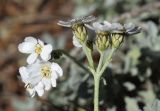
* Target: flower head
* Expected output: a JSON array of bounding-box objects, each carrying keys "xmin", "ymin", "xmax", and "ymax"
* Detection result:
[
  {"xmin": 18, "ymin": 37, "xmax": 53, "ymax": 64},
  {"xmin": 110, "ymin": 23, "xmax": 125, "ymax": 48},
  {"xmin": 19, "ymin": 60, "xmax": 63, "ymax": 96},
  {"xmin": 58, "ymin": 15, "xmax": 96, "ymax": 47},
  {"xmin": 90, "ymin": 21, "xmax": 112, "ymax": 52},
  {"xmin": 110, "ymin": 23, "xmax": 141, "ymax": 48},
  {"xmin": 111, "ymin": 23, "xmax": 141, "ymax": 35}
]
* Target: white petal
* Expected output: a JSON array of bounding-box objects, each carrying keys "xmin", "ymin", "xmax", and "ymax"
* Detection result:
[
  {"xmin": 42, "ymin": 78, "xmax": 51, "ymax": 90},
  {"xmin": 104, "ymin": 21, "xmax": 112, "ymax": 27},
  {"xmin": 37, "ymin": 82, "xmax": 44, "ymax": 89},
  {"xmin": 51, "ymin": 63, "xmax": 63, "ymax": 77},
  {"xmin": 37, "ymin": 89, "xmax": 44, "ymax": 96},
  {"xmin": 18, "ymin": 42, "xmax": 36, "ymax": 53},
  {"xmin": 27, "ymin": 60, "xmax": 41, "ymax": 76},
  {"xmin": 29, "ymin": 74, "xmax": 42, "ymax": 86},
  {"xmin": 28, "ymin": 59, "xmax": 41, "ymax": 71},
  {"xmin": 38, "ymin": 39, "xmax": 44, "ymax": 46},
  {"xmin": 27, "ymin": 53, "xmax": 38, "ymax": 64},
  {"xmin": 51, "ymin": 78, "xmax": 57, "ymax": 87},
  {"xmin": 19, "ymin": 67, "xmax": 29, "ymax": 83},
  {"xmin": 35, "ymin": 82, "xmax": 44, "ymax": 96},
  {"xmin": 51, "ymin": 70, "xmax": 58, "ymax": 79},
  {"xmin": 93, "ymin": 22, "xmax": 103, "ymax": 29},
  {"xmin": 40, "ymin": 44, "xmax": 52, "ymax": 61},
  {"xmin": 72, "ymin": 36, "xmax": 82, "ymax": 48},
  {"xmin": 24, "ymin": 37, "xmax": 37, "ymax": 44}
]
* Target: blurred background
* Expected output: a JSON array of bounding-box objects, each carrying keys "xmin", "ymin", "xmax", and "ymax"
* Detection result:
[{"xmin": 0, "ymin": 0, "xmax": 160, "ymax": 111}]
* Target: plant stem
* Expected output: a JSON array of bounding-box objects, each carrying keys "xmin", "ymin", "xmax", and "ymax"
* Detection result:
[
  {"xmin": 96, "ymin": 52, "xmax": 105, "ymax": 73},
  {"xmin": 99, "ymin": 48, "xmax": 115, "ymax": 76},
  {"xmin": 54, "ymin": 49, "xmax": 90, "ymax": 74},
  {"xmin": 94, "ymin": 75, "xmax": 100, "ymax": 111},
  {"xmin": 93, "ymin": 48, "xmax": 115, "ymax": 111},
  {"xmin": 82, "ymin": 44, "xmax": 95, "ymax": 70}
]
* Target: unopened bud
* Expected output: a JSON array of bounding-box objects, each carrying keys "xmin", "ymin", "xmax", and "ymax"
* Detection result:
[
  {"xmin": 72, "ymin": 24, "xmax": 87, "ymax": 43},
  {"xmin": 111, "ymin": 33, "xmax": 124, "ymax": 48},
  {"xmin": 95, "ymin": 32, "xmax": 110, "ymax": 52}
]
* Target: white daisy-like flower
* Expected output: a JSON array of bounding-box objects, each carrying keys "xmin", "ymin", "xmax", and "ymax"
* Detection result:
[
  {"xmin": 18, "ymin": 37, "xmax": 53, "ymax": 64},
  {"xmin": 58, "ymin": 16, "xmax": 96, "ymax": 48},
  {"xmin": 19, "ymin": 60, "xmax": 63, "ymax": 96}
]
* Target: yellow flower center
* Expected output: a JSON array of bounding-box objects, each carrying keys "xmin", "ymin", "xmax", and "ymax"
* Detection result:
[
  {"xmin": 35, "ymin": 44, "xmax": 42, "ymax": 54},
  {"xmin": 40, "ymin": 65, "xmax": 52, "ymax": 78}
]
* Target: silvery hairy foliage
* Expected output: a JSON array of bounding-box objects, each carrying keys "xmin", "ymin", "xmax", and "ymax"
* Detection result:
[{"xmin": 144, "ymin": 99, "xmax": 160, "ymax": 111}]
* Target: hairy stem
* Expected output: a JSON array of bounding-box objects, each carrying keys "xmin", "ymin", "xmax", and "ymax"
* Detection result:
[
  {"xmin": 96, "ymin": 52, "xmax": 105, "ymax": 73},
  {"xmin": 99, "ymin": 48, "xmax": 115, "ymax": 76},
  {"xmin": 93, "ymin": 48, "xmax": 115, "ymax": 111},
  {"xmin": 54, "ymin": 49, "xmax": 90, "ymax": 74},
  {"xmin": 82, "ymin": 44, "xmax": 95, "ymax": 71},
  {"xmin": 94, "ymin": 75, "xmax": 100, "ymax": 111}
]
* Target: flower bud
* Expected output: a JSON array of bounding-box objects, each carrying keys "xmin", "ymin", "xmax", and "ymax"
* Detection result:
[
  {"xmin": 111, "ymin": 33, "xmax": 124, "ymax": 48},
  {"xmin": 72, "ymin": 24, "xmax": 87, "ymax": 43},
  {"xmin": 95, "ymin": 32, "xmax": 110, "ymax": 52}
]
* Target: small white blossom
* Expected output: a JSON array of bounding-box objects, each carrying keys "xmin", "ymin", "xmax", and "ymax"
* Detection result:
[
  {"xmin": 19, "ymin": 60, "xmax": 63, "ymax": 96},
  {"xmin": 58, "ymin": 16, "xmax": 96, "ymax": 48},
  {"xmin": 18, "ymin": 37, "xmax": 53, "ymax": 64},
  {"xmin": 92, "ymin": 21, "xmax": 112, "ymax": 32}
]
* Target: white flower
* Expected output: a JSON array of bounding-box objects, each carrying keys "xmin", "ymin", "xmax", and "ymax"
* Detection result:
[
  {"xmin": 92, "ymin": 21, "xmax": 112, "ymax": 32},
  {"xmin": 19, "ymin": 60, "xmax": 63, "ymax": 96},
  {"xmin": 18, "ymin": 37, "xmax": 53, "ymax": 64},
  {"xmin": 72, "ymin": 35, "xmax": 82, "ymax": 48},
  {"xmin": 58, "ymin": 16, "xmax": 96, "ymax": 48},
  {"xmin": 57, "ymin": 15, "xmax": 96, "ymax": 27}
]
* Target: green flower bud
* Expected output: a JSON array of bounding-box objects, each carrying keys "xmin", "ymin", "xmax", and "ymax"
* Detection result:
[
  {"xmin": 95, "ymin": 32, "xmax": 110, "ymax": 52},
  {"xmin": 72, "ymin": 24, "xmax": 87, "ymax": 43},
  {"xmin": 111, "ymin": 33, "xmax": 124, "ymax": 48}
]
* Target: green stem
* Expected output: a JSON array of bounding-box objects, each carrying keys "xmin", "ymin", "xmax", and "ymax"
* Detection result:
[
  {"xmin": 94, "ymin": 75, "xmax": 100, "ymax": 111},
  {"xmin": 99, "ymin": 48, "xmax": 115, "ymax": 76},
  {"xmin": 82, "ymin": 44, "xmax": 95, "ymax": 70},
  {"xmin": 54, "ymin": 49, "xmax": 90, "ymax": 74},
  {"xmin": 93, "ymin": 49, "xmax": 115, "ymax": 111},
  {"xmin": 96, "ymin": 52, "xmax": 105, "ymax": 73}
]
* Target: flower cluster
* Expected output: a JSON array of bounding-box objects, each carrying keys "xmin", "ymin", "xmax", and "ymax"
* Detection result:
[
  {"xmin": 18, "ymin": 37, "xmax": 63, "ymax": 97},
  {"xmin": 58, "ymin": 16, "xmax": 96, "ymax": 48},
  {"xmin": 57, "ymin": 16, "xmax": 141, "ymax": 111},
  {"xmin": 92, "ymin": 21, "xmax": 141, "ymax": 51},
  {"xmin": 58, "ymin": 16, "xmax": 141, "ymax": 52}
]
